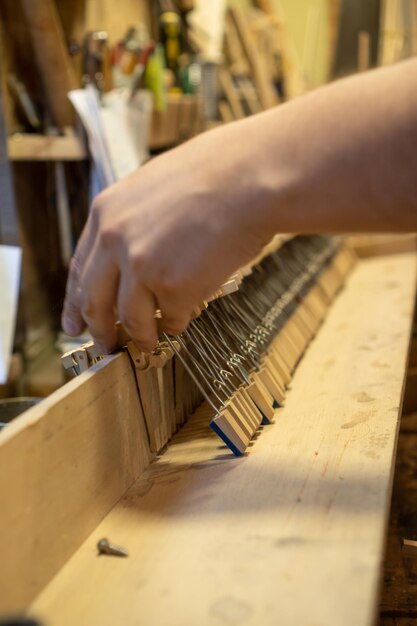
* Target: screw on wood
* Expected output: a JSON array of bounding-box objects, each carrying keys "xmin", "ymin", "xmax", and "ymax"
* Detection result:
[{"xmin": 97, "ymin": 537, "xmax": 129, "ymax": 557}]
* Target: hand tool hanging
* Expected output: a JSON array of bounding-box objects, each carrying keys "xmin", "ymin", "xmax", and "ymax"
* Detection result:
[{"xmin": 0, "ymin": 32, "xmax": 19, "ymax": 246}]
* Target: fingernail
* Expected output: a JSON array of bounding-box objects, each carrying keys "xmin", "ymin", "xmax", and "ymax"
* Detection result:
[{"xmin": 63, "ymin": 317, "xmax": 80, "ymax": 336}]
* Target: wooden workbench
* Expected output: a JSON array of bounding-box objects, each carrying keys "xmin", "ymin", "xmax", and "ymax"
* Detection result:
[{"xmin": 1, "ymin": 253, "xmax": 416, "ymax": 626}]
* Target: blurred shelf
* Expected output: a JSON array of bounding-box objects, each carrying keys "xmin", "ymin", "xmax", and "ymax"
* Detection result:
[{"xmin": 8, "ymin": 132, "xmax": 87, "ymax": 161}]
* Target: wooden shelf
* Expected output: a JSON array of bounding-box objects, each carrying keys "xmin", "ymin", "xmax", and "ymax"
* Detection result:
[{"xmin": 8, "ymin": 133, "xmax": 87, "ymax": 161}]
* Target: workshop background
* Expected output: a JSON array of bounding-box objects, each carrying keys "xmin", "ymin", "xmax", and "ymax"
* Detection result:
[
  {"xmin": 1, "ymin": 3, "xmax": 417, "ymax": 624},
  {"xmin": 0, "ymin": 0, "xmax": 410, "ymax": 398}
]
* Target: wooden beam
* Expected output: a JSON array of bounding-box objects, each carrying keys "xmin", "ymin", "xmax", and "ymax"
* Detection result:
[
  {"xmin": 0, "ymin": 352, "xmax": 152, "ymax": 613},
  {"xmin": 229, "ymin": 6, "xmax": 279, "ymax": 110},
  {"xmin": 348, "ymin": 234, "xmax": 417, "ymax": 258},
  {"xmin": 20, "ymin": 0, "xmax": 78, "ymax": 129},
  {"xmin": 218, "ymin": 68, "xmax": 245, "ymax": 119},
  {"xmin": 27, "ymin": 254, "xmax": 417, "ymax": 626},
  {"xmin": 358, "ymin": 31, "xmax": 371, "ymax": 72},
  {"xmin": 8, "ymin": 133, "xmax": 87, "ymax": 161}
]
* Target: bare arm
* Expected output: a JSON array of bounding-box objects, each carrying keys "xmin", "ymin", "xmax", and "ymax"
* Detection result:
[
  {"xmin": 62, "ymin": 58, "xmax": 417, "ymax": 352},
  {"xmin": 234, "ymin": 56, "xmax": 417, "ymax": 232}
]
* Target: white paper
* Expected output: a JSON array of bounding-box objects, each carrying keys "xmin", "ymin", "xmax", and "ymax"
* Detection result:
[
  {"xmin": 188, "ymin": 0, "xmax": 227, "ymax": 62},
  {"xmin": 0, "ymin": 246, "xmax": 22, "ymax": 384},
  {"xmin": 69, "ymin": 86, "xmax": 153, "ymax": 196},
  {"xmin": 101, "ymin": 89, "xmax": 152, "ymax": 181},
  {"xmin": 69, "ymin": 87, "xmax": 117, "ymax": 191}
]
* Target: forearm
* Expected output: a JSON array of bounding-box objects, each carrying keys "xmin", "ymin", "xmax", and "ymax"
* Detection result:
[{"xmin": 204, "ymin": 57, "xmax": 417, "ymax": 234}]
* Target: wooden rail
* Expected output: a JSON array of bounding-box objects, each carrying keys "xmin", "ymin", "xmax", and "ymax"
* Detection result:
[{"xmin": 0, "ymin": 253, "xmax": 416, "ymax": 624}]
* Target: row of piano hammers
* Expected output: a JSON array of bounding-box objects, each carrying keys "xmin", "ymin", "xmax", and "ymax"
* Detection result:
[{"xmin": 62, "ymin": 236, "xmax": 356, "ymax": 456}]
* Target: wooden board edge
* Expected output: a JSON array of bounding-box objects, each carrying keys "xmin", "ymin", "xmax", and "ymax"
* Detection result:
[{"xmin": 0, "ymin": 351, "xmax": 152, "ymax": 613}]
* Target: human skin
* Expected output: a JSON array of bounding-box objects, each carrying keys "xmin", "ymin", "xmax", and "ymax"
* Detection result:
[{"xmin": 62, "ymin": 58, "xmax": 417, "ymax": 353}]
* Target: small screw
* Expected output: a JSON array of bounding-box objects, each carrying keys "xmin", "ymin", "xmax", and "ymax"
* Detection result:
[{"xmin": 97, "ymin": 537, "xmax": 129, "ymax": 557}]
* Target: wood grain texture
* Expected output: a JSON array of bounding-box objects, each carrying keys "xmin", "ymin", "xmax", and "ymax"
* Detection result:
[
  {"xmin": 0, "ymin": 352, "xmax": 151, "ymax": 613},
  {"xmin": 29, "ymin": 254, "xmax": 417, "ymax": 626},
  {"xmin": 8, "ymin": 133, "xmax": 86, "ymax": 161},
  {"xmin": 229, "ymin": 5, "xmax": 279, "ymax": 109},
  {"xmin": 349, "ymin": 235, "xmax": 417, "ymax": 258},
  {"xmin": 20, "ymin": 0, "xmax": 78, "ymax": 129}
]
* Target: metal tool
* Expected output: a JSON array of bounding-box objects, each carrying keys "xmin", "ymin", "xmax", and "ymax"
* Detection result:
[
  {"xmin": 97, "ymin": 538, "xmax": 129, "ymax": 557},
  {"xmin": 6, "ymin": 74, "xmax": 41, "ymax": 130},
  {"xmin": 82, "ymin": 31, "xmax": 110, "ymax": 93},
  {"xmin": 0, "ymin": 44, "xmax": 19, "ymax": 246}
]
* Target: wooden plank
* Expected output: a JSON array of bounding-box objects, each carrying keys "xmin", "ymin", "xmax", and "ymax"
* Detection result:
[
  {"xmin": 218, "ymin": 67, "xmax": 245, "ymax": 119},
  {"xmin": 29, "ymin": 254, "xmax": 417, "ymax": 626},
  {"xmin": 358, "ymin": 30, "xmax": 371, "ymax": 71},
  {"xmin": 20, "ymin": 0, "xmax": 78, "ymax": 129},
  {"xmin": 349, "ymin": 234, "xmax": 417, "ymax": 258},
  {"xmin": 229, "ymin": 5, "xmax": 279, "ymax": 110},
  {"xmin": 0, "ymin": 352, "xmax": 152, "ymax": 614},
  {"xmin": 8, "ymin": 133, "xmax": 87, "ymax": 161},
  {"xmin": 218, "ymin": 100, "xmax": 234, "ymax": 123}
]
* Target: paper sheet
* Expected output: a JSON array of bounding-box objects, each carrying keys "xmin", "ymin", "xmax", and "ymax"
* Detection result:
[
  {"xmin": 0, "ymin": 245, "xmax": 22, "ymax": 384},
  {"xmin": 69, "ymin": 86, "xmax": 152, "ymax": 195},
  {"xmin": 68, "ymin": 87, "xmax": 117, "ymax": 191},
  {"xmin": 101, "ymin": 89, "xmax": 153, "ymax": 181},
  {"xmin": 188, "ymin": 0, "xmax": 227, "ymax": 62}
]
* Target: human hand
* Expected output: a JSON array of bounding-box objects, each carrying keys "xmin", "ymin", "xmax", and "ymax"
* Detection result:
[{"xmin": 62, "ymin": 125, "xmax": 270, "ymax": 353}]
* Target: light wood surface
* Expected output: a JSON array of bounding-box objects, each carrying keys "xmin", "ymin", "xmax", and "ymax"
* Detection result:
[
  {"xmin": 0, "ymin": 353, "xmax": 152, "ymax": 613},
  {"xmin": 8, "ymin": 133, "xmax": 87, "ymax": 161},
  {"xmin": 28, "ymin": 254, "xmax": 417, "ymax": 626},
  {"xmin": 349, "ymin": 234, "xmax": 417, "ymax": 258},
  {"xmin": 229, "ymin": 5, "xmax": 279, "ymax": 110},
  {"xmin": 218, "ymin": 68, "xmax": 245, "ymax": 120},
  {"xmin": 358, "ymin": 30, "xmax": 371, "ymax": 72}
]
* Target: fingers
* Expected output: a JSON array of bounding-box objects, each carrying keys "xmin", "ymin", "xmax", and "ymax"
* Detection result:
[
  {"xmin": 62, "ymin": 197, "xmax": 195, "ymax": 352},
  {"xmin": 78, "ymin": 244, "xmax": 119, "ymax": 353},
  {"xmin": 62, "ymin": 221, "xmax": 96, "ymax": 336},
  {"xmin": 156, "ymin": 294, "xmax": 192, "ymax": 337},
  {"xmin": 62, "ymin": 203, "xmax": 119, "ymax": 350},
  {"xmin": 118, "ymin": 275, "xmax": 159, "ymax": 353},
  {"xmin": 64, "ymin": 235, "xmax": 195, "ymax": 351}
]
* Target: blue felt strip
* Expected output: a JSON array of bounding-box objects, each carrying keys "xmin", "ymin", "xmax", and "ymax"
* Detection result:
[{"xmin": 210, "ymin": 420, "xmax": 242, "ymax": 457}]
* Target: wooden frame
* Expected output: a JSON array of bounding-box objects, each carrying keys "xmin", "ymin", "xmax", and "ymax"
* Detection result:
[
  {"xmin": 1, "ymin": 253, "xmax": 416, "ymax": 624},
  {"xmin": 0, "ymin": 353, "xmax": 152, "ymax": 612}
]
